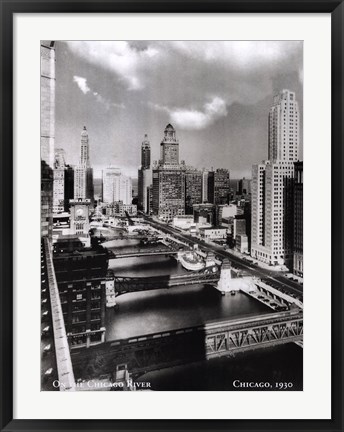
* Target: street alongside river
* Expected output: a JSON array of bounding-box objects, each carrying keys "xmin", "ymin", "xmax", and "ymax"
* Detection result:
[{"xmin": 101, "ymin": 235, "xmax": 303, "ymax": 391}]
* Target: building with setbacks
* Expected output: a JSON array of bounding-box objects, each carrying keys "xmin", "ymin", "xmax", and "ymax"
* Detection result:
[
  {"xmin": 251, "ymin": 90, "xmax": 301, "ymax": 268},
  {"xmin": 138, "ymin": 134, "xmax": 152, "ymax": 213},
  {"xmin": 74, "ymin": 126, "xmax": 94, "ymax": 206},
  {"xmin": 152, "ymin": 124, "xmax": 186, "ymax": 221}
]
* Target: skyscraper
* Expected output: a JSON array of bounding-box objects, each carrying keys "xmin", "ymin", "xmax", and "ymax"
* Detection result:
[
  {"xmin": 53, "ymin": 149, "xmax": 66, "ymax": 213},
  {"xmin": 208, "ymin": 168, "xmax": 230, "ymax": 205},
  {"xmin": 268, "ymin": 89, "xmax": 300, "ymax": 162},
  {"xmin": 185, "ymin": 168, "xmax": 202, "ymax": 214},
  {"xmin": 74, "ymin": 127, "xmax": 94, "ymax": 204},
  {"xmin": 138, "ymin": 134, "xmax": 152, "ymax": 212},
  {"xmin": 102, "ymin": 167, "xmax": 132, "ymax": 205},
  {"xmin": 64, "ymin": 165, "xmax": 74, "ymax": 212},
  {"xmin": 141, "ymin": 134, "xmax": 151, "ymax": 169},
  {"xmin": 80, "ymin": 126, "xmax": 90, "ymax": 167},
  {"xmin": 251, "ymin": 90, "xmax": 300, "ymax": 267},
  {"xmin": 202, "ymin": 169, "xmax": 209, "ymax": 203},
  {"xmin": 40, "ymin": 41, "xmax": 55, "ymax": 169},
  {"xmin": 293, "ymin": 161, "xmax": 303, "ymax": 276},
  {"xmin": 40, "ymin": 41, "xmax": 55, "ymax": 239},
  {"xmin": 152, "ymin": 124, "xmax": 186, "ymax": 220}
]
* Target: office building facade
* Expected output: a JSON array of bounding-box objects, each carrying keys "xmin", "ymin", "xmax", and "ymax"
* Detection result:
[
  {"xmin": 74, "ymin": 127, "xmax": 94, "ymax": 204},
  {"xmin": 152, "ymin": 124, "xmax": 186, "ymax": 220},
  {"xmin": 40, "ymin": 41, "xmax": 55, "ymax": 239},
  {"xmin": 138, "ymin": 134, "xmax": 152, "ymax": 212},
  {"xmin": 268, "ymin": 89, "xmax": 300, "ymax": 162},
  {"xmin": 185, "ymin": 169, "xmax": 203, "ymax": 214},
  {"xmin": 251, "ymin": 90, "xmax": 301, "ymax": 267},
  {"xmin": 102, "ymin": 167, "xmax": 132, "ymax": 205},
  {"xmin": 293, "ymin": 161, "xmax": 303, "ymax": 276},
  {"xmin": 208, "ymin": 168, "xmax": 230, "ymax": 205}
]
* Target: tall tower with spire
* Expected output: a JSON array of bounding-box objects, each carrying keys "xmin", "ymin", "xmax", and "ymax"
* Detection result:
[
  {"xmin": 80, "ymin": 126, "xmax": 90, "ymax": 167},
  {"xmin": 138, "ymin": 133, "xmax": 152, "ymax": 212},
  {"xmin": 74, "ymin": 126, "xmax": 94, "ymax": 205},
  {"xmin": 141, "ymin": 134, "xmax": 151, "ymax": 169}
]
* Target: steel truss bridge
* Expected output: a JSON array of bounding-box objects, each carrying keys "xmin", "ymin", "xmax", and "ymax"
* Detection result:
[
  {"xmin": 113, "ymin": 270, "xmax": 220, "ymax": 296},
  {"xmin": 92, "ymin": 233, "xmax": 159, "ymax": 242},
  {"xmin": 71, "ymin": 309, "xmax": 303, "ymax": 379},
  {"xmin": 107, "ymin": 246, "xmax": 182, "ymax": 259}
]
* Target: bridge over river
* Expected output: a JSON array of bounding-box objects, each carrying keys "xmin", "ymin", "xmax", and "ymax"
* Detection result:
[
  {"xmin": 107, "ymin": 246, "xmax": 180, "ymax": 259},
  {"xmin": 71, "ymin": 309, "xmax": 303, "ymax": 379},
  {"xmin": 112, "ymin": 269, "xmax": 220, "ymax": 297}
]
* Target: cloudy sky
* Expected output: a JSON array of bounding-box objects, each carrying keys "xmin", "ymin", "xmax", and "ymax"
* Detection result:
[{"xmin": 55, "ymin": 41, "xmax": 303, "ymax": 179}]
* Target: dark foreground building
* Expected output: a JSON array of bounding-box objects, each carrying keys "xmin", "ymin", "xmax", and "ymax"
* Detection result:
[{"xmin": 53, "ymin": 238, "xmax": 110, "ymax": 348}]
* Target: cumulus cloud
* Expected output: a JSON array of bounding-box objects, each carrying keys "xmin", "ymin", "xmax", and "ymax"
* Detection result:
[
  {"xmin": 150, "ymin": 97, "xmax": 228, "ymax": 130},
  {"xmin": 67, "ymin": 41, "xmax": 159, "ymax": 90},
  {"xmin": 167, "ymin": 41, "xmax": 300, "ymax": 69},
  {"xmin": 73, "ymin": 75, "xmax": 90, "ymax": 94},
  {"xmin": 68, "ymin": 41, "xmax": 302, "ymax": 108}
]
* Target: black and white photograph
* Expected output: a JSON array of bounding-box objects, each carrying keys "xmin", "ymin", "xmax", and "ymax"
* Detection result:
[{"xmin": 41, "ymin": 40, "xmax": 303, "ymax": 392}]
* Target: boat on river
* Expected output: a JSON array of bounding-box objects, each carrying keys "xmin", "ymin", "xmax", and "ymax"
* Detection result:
[{"xmin": 179, "ymin": 251, "xmax": 205, "ymax": 271}]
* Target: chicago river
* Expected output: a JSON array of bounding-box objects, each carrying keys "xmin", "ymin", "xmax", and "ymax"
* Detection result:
[{"xmin": 103, "ymin": 237, "xmax": 302, "ymax": 391}]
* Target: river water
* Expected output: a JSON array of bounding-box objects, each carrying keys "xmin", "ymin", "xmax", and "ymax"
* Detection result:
[{"xmin": 103, "ymin": 238, "xmax": 303, "ymax": 391}]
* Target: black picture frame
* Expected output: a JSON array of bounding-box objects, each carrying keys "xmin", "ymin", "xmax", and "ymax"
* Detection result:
[{"xmin": 0, "ymin": 1, "xmax": 343, "ymax": 431}]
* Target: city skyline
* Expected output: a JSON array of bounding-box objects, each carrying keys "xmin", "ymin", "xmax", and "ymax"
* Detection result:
[
  {"xmin": 41, "ymin": 40, "xmax": 304, "ymax": 393},
  {"xmin": 55, "ymin": 41, "xmax": 303, "ymax": 179}
]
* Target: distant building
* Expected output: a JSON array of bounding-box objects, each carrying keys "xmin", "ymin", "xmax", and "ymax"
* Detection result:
[
  {"xmin": 199, "ymin": 227, "xmax": 227, "ymax": 240},
  {"xmin": 202, "ymin": 169, "xmax": 209, "ymax": 203},
  {"xmin": 237, "ymin": 177, "xmax": 251, "ymax": 196},
  {"xmin": 64, "ymin": 166, "xmax": 74, "ymax": 211},
  {"xmin": 208, "ymin": 168, "xmax": 230, "ymax": 205},
  {"xmin": 152, "ymin": 124, "xmax": 186, "ymax": 220},
  {"xmin": 74, "ymin": 127, "xmax": 94, "ymax": 205},
  {"xmin": 102, "ymin": 167, "xmax": 132, "ymax": 205},
  {"xmin": 53, "ymin": 168, "xmax": 65, "ymax": 213},
  {"xmin": 138, "ymin": 134, "xmax": 152, "ymax": 212},
  {"xmin": 74, "ymin": 165, "xmax": 86, "ymax": 199},
  {"xmin": 185, "ymin": 168, "xmax": 202, "ymax": 214},
  {"xmin": 105, "ymin": 201, "xmax": 137, "ymax": 217},
  {"xmin": 53, "ymin": 149, "xmax": 67, "ymax": 213},
  {"xmin": 141, "ymin": 133, "xmax": 151, "ymax": 169},
  {"xmin": 293, "ymin": 161, "xmax": 303, "ymax": 276},
  {"xmin": 193, "ymin": 203, "xmax": 215, "ymax": 226},
  {"xmin": 131, "ymin": 178, "xmax": 138, "ymax": 198}
]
